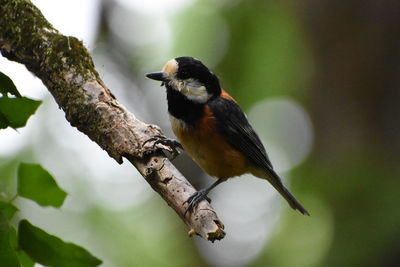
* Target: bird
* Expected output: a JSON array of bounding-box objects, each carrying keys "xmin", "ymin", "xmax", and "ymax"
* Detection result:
[{"xmin": 146, "ymin": 56, "xmax": 310, "ymax": 216}]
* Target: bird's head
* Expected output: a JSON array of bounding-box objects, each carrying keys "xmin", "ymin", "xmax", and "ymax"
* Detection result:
[{"xmin": 146, "ymin": 57, "xmax": 221, "ymax": 103}]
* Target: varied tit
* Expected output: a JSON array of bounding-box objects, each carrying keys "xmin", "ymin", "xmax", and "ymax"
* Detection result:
[{"xmin": 146, "ymin": 57, "xmax": 309, "ymax": 216}]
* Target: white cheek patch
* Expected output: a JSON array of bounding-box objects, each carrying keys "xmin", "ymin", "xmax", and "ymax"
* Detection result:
[
  {"xmin": 169, "ymin": 78, "xmax": 211, "ymax": 103},
  {"xmin": 182, "ymin": 81, "xmax": 210, "ymax": 103}
]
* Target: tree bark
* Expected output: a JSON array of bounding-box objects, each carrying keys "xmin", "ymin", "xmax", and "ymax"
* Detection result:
[{"xmin": 0, "ymin": 0, "xmax": 225, "ymax": 241}]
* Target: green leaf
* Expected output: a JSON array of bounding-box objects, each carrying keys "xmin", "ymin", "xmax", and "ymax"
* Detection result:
[
  {"xmin": 9, "ymin": 227, "xmax": 35, "ymax": 267},
  {"xmin": 0, "ymin": 111, "xmax": 10, "ymax": 129},
  {"xmin": 18, "ymin": 220, "xmax": 102, "ymax": 267},
  {"xmin": 9, "ymin": 226, "xmax": 17, "ymax": 249},
  {"xmin": 17, "ymin": 251, "xmax": 35, "ymax": 267},
  {"xmin": 0, "ymin": 72, "xmax": 21, "ymax": 98},
  {"xmin": 0, "ymin": 200, "xmax": 18, "ymax": 219},
  {"xmin": 0, "ymin": 97, "xmax": 41, "ymax": 129},
  {"xmin": 0, "ymin": 212, "xmax": 20, "ymax": 267},
  {"xmin": 17, "ymin": 163, "xmax": 67, "ymax": 208}
]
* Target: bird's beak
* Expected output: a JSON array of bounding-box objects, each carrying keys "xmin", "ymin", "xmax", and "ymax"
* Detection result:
[{"xmin": 145, "ymin": 72, "xmax": 165, "ymax": 81}]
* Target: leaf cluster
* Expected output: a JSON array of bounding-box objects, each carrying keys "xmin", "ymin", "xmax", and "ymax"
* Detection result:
[{"xmin": 0, "ymin": 72, "xmax": 102, "ymax": 267}]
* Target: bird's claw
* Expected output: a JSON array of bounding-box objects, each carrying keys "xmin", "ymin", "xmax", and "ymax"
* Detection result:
[
  {"xmin": 183, "ymin": 189, "xmax": 211, "ymax": 215},
  {"xmin": 151, "ymin": 135, "xmax": 183, "ymax": 150},
  {"xmin": 143, "ymin": 135, "xmax": 183, "ymax": 159}
]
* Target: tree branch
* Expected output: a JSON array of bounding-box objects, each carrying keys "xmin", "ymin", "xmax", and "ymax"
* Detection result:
[{"xmin": 0, "ymin": 0, "xmax": 225, "ymax": 241}]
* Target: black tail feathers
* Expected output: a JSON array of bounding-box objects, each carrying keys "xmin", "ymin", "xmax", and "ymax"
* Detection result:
[
  {"xmin": 254, "ymin": 167, "xmax": 310, "ymax": 216},
  {"xmin": 280, "ymin": 186, "xmax": 310, "ymax": 216}
]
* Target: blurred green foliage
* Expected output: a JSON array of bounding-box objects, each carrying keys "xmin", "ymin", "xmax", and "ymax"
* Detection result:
[
  {"xmin": 0, "ymin": 200, "xmax": 18, "ymax": 219},
  {"xmin": 172, "ymin": 0, "xmax": 400, "ymax": 266},
  {"xmin": 172, "ymin": 0, "xmax": 310, "ymax": 110}
]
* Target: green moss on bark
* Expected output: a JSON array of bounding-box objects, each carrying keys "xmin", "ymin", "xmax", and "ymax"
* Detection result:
[{"xmin": 0, "ymin": 0, "xmax": 99, "ymax": 83}]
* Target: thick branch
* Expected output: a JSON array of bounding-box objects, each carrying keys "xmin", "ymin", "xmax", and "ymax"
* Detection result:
[{"xmin": 0, "ymin": 0, "xmax": 225, "ymax": 241}]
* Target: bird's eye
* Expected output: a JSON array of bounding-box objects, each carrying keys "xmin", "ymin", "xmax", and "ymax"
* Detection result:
[{"xmin": 179, "ymin": 70, "xmax": 190, "ymax": 79}]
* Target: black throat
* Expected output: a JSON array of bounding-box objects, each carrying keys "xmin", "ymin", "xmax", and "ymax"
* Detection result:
[{"xmin": 166, "ymin": 85, "xmax": 204, "ymax": 126}]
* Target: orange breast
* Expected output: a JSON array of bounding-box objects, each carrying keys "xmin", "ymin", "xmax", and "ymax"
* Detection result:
[{"xmin": 169, "ymin": 105, "xmax": 248, "ymax": 179}]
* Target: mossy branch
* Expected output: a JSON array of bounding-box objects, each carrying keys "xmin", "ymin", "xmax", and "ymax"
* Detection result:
[{"xmin": 0, "ymin": 0, "xmax": 225, "ymax": 241}]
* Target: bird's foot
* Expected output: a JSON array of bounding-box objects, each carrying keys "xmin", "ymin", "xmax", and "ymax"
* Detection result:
[
  {"xmin": 183, "ymin": 189, "xmax": 211, "ymax": 215},
  {"xmin": 143, "ymin": 135, "xmax": 183, "ymax": 159}
]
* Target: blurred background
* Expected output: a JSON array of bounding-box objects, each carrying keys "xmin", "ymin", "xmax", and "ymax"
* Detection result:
[{"xmin": 1, "ymin": 0, "xmax": 400, "ymax": 266}]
